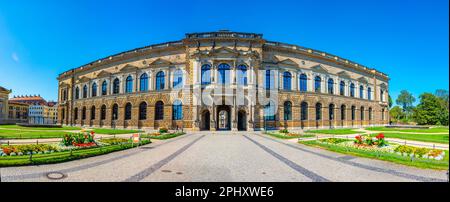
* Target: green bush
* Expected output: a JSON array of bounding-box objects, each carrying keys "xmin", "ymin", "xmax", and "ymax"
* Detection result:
[
  {"xmin": 279, "ymin": 129, "xmax": 289, "ymax": 134},
  {"xmin": 159, "ymin": 128, "xmax": 169, "ymax": 133}
]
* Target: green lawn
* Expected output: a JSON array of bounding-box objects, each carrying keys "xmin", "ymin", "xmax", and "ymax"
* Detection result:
[
  {"xmin": 306, "ymin": 128, "xmax": 362, "ymax": 135},
  {"xmin": 368, "ymin": 133, "xmax": 449, "ymax": 144},
  {"xmin": 0, "ymin": 126, "xmax": 142, "ymax": 139},
  {"xmin": 365, "ymin": 126, "xmax": 449, "ymax": 133},
  {"xmin": 0, "ymin": 130, "xmax": 72, "ymax": 139},
  {"xmin": 266, "ymin": 132, "xmax": 315, "ymax": 139},
  {"xmin": 0, "ymin": 125, "xmax": 81, "ymax": 131},
  {"xmin": 300, "ymin": 140, "xmax": 449, "ymax": 170},
  {"xmin": 0, "ymin": 140, "xmax": 151, "ymax": 167}
]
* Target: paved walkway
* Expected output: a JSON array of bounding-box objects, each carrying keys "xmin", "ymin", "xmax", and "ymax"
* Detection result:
[{"xmin": 1, "ymin": 132, "xmax": 447, "ymax": 182}]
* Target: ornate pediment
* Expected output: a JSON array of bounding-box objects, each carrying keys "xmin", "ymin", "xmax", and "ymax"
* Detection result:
[
  {"xmin": 358, "ymin": 76, "xmax": 369, "ymax": 84},
  {"xmin": 379, "ymin": 82, "xmax": 387, "ymax": 89},
  {"xmin": 150, "ymin": 58, "xmax": 172, "ymax": 66},
  {"xmin": 311, "ymin": 64, "xmax": 328, "ymax": 74},
  {"xmin": 208, "ymin": 46, "xmax": 239, "ymax": 56},
  {"xmin": 337, "ymin": 71, "xmax": 351, "ymax": 79},
  {"xmin": 278, "ymin": 58, "xmax": 298, "ymax": 67},
  {"xmin": 96, "ymin": 70, "xmax": 111, "ymax": 78},
  {"xmin": 119, "ymin": 64, "xmax": 139, "ymax": 72},
  {"xmin": 77, "ymin": 76, "xmax": 90, "ymax": 83}
]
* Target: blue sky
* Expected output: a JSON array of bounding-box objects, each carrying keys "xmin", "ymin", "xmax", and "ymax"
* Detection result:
[{"xmin": 0, "ymin": 0, "xmax": 448, "ymax": 104}]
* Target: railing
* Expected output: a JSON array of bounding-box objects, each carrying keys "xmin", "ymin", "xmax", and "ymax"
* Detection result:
[
  {"xmin": 264, "ymin": 41, "xmax": 388, "ymax": 78},
  {"xmin": 186, "ymin": 31, "xmax": 263, "ymax": 39}
]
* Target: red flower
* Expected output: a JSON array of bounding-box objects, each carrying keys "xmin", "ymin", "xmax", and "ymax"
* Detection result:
[
  {"xmin": 376, "ymin": 133, "xmax": 385, "ymax": 139},
  {"xmin": 90, "ymin": 131, "xmax": 95, "ymax": 135}
]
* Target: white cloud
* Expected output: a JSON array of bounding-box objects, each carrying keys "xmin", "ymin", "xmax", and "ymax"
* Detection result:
[{"xmin": 11, "ymin": 52, "xmax": 19, "ymax": 62}]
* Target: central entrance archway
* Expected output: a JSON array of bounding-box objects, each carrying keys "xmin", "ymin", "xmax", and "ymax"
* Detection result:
[
  {"xmin": 238, "ymin": 110, "xmax": 247, "ymax": 131},
  {"xmin": 201, "ymin": 110, "xmax": 210, "ymax": 131},
  {"xmin": 216, "ymin": 105, "xmax": 231, "ymax": 130}
]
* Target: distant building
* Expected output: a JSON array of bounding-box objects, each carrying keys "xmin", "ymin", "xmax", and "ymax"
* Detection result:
[
  {"xmin": 8, "ymin": 101, "xmax": 29, "ymax": 123},
  {"xmin": 28, "ymin": 102, "xmax": 58, "ymax": 124},
  {"xmin": 9, "ymin": 95, "xmax": 47, "ymax": 105},
  {"xmin": 0, "ymin": 86, "xmax": 11, "ymax": 123}
]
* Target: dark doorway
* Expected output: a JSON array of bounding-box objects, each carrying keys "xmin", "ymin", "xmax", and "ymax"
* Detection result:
[
  {"xmin": 201, "ymin": 111, "xmax": 210, "ymax": 130},
  {"xmin": 238, "ymin": 110, "xmax": 247, "ymax": 131},
  {"xmin": 216, "ymin": 105, "xmax": 231, "ymax": 130}
]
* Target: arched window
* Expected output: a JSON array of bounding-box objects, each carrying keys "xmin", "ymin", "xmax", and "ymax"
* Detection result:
[
  {"xmin": 125, "ymin": 76, "xmax": 133, "ymax": 93},
  {"xmin": 299, "ymin": 74, "xmax": 307, "ymax": 92},
  {"xmin": 112, "ymin": 104, "xmax": 118, "ymax": 120},
  {"xmin": 237, "ymin": 64, "xmax": 247, "ymax": 86},
  {"xmin": 380, "ymin": 89, "xmax": 385, "ymax": 102},
  {"xmin": 100, "ymin": 105, "xmax": 106, "ymax": 120},
  {"xmin": 301, "ymin": 102, "xmax": 308, "ymax": 120},
  {"xmin": 315, "ymin": 103, "xmax": 322, "ymax": 120},
  {"xmin": 265, "ymin": 70, "xmax": 274, "ymax": 90},
  {"xmin": 61, "ymin": 89, "xmax": 67, "ymax": 101},
  {"xmin": 314, "ymin": 76, "xmax": 321, "ymax": 92},
  {"xmin": 75, "ymin": 87, "xmax": 80, "ymax": 99},
  {"xmin": 283, "ymin": 72, "xmax": 292, "ymax": 90},
  {"xmin": 101, "ymin": 81, "xmax": 107, "ymax": 95},
  {"xmin": 217, "ymin": 63, "xmax": 230, "ymax": 84},
  {"xmin": 368, "ymin": 107, "xmax": 373, "ymax": 120},
  {"xmin": 124, "ymin": 103, "xmax": 132, "ymax": 120},
  {"xmin": 113, "ymin": 78, "xmax": 120, "ymax": 94},
  {"xmin": 139, "ymin": 102, "xmax": 147, "ymax": 120},
  {"xmin": 139, "ymin": 73, "xmax": 148, "ymax": 92},
  {"xmin": 90, "ymin": 106, "xmax": 96, "ymax": 120},
  {"xmin": 155, "ymin": 101, "xmax": 164, "ymax": 120},
  {"xmin": 264, "ymin": 101, "xmax": 276, "ymax": 121},
  {"xmin": 350, "ymin": 83, "xmax": 355, "ymax": 97},
  {"xmin": 368, "ymin": 87, "xmax": 372, "ymax": 100},
  {"xmin": 74, "ymin": 107, "xmax": 78, "ymax": 120},
  {"xmin": 172, "ymin": 100, "xmax": 183, "ymax": 120},
  {"xmin": 329, "ymin": 104, "xmax": 335, "ymax": 120},
  {"xmin": 82, "ymin": 85, "xmax": 88, "ymax": 98},
  {"xmin": 351, "ymin": 106, "xmax": 356, "ymax": 120},
  {"xmin": 328, "ymin": 78, "xmax": 334, "ymax": 94},
  {"xmin": 359, "ymin": 85, "xmax": 364, "ymax": 99},
  {"xmin": 340, "ymin": 81, "xmax": 345, "ymax": 96},
  {"xmin": 156, "ymin": 71, "xmax": 165, "ymax": 91},
  {"xmin": 201, "ymin": 64, "xmax": 211, "ymax": 85},
  {"xmin": 82, "ymin": 107, "xmax": 86, "ymax": 120},
  {"xmin": 173, "ymin": 69, "xmax": 183, "ymax": 89},
  {"xmin": 91, "ymin": 83, "xmax": 97, "ymax": 97},
  {"xmin": 283, "ymin": 101, "xmax": 292, "ymax": 120},
  {"xmin": 360, "ymin": 106, "xmax": 365, "ymax": 120},
  {"xmin": 341, "ymin": 105, "xmax": 346, "ymax": 120}
]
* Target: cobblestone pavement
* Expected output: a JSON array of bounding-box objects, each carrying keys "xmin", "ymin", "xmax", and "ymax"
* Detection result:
[{"xmin": 0, "ymin": 132, "xmax": 447, "ymax": 182}]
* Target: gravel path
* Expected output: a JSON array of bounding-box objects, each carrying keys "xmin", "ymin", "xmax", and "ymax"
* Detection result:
[{"xmin": 0, "ymin": 132, "xmax": 447, "ymax": 182}]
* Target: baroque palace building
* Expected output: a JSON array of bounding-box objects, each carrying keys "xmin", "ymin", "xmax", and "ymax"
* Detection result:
[{"xmin": 57, "ymin": 31, "xmax": 389, "ymax": 131}]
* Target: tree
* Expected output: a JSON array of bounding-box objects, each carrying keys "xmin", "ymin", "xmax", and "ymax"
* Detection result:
[
  {"xmin": 435, "ymin": 89, "xmax": 449, "ymax": 110},
  {"xmin": 413, "ymin": 93, "xmax": 448, "ymax": 125},
  {"xmin": 396, "ymin": 90, "xmax": 415, "ymax": 116},
  {"xmin": 389, "ymin": 106, "xmax": 405, "ymax": 123}
]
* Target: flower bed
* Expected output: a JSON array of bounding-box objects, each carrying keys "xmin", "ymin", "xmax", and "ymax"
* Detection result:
[
  {"xmin": 1, "ymin": 144, "xmax": 58, "ymax": 156},
  {"xmin": 315, "ymin": 133, "xmax": 446, "ymax": 161}
]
